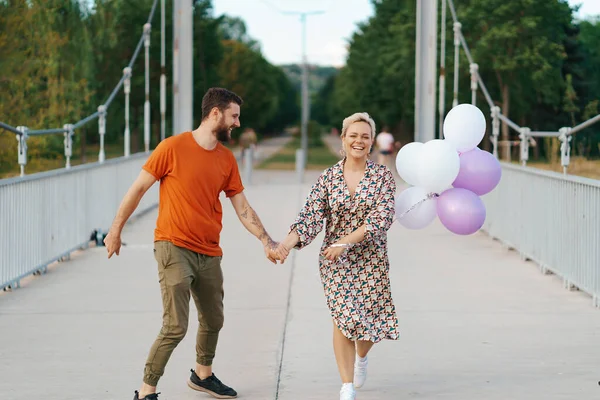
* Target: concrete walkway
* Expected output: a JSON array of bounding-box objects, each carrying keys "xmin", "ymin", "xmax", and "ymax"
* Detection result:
[
  {"xmin": 232, "ymin": 134, "xmax": 294, "ymax": 167},
  {"xmin": 1, "ymin": 169, "xmax": 599, "ymax": 399}
]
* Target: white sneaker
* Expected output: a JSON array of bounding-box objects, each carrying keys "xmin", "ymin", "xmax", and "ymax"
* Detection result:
[
  {"xmin": 353, "ymin": 355, "xmax": 368, "ymax": 389},
  {"xmin": 340, "ymin": 383, "xmax": 356, "ymax": 400}
]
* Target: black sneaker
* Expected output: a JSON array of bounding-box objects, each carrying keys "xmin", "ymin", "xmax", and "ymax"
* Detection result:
[
  {"xmin": 133, "ymin": 391, "xmax": 160, "ymax": 400},
  {"xmin": 187, "ymin": 369, "xmax": 237, "ymax": 399}
]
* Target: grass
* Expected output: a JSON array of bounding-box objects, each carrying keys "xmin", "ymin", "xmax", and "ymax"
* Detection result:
[
  {"xmin": 257, "ymin": 136, "xmax": 340, "ymax": 170},
  {"xmin": 511, "ymin": 157, "xmax": 600, "ymax": 180}
]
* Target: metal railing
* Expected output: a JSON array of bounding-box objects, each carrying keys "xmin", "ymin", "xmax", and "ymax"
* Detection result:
[
  {"xmin": 0, "ymin": 0, "xmax": 166, "ymax": 177},
  {"xmin": 442, "ymin": 0, "xmax": 600, "ymax": 173},
  {"xmin": 444, "ymin": 0, "xmax": 600, "ymax": 308},
  {"xmin": 0, "ymin": 154, "xmax": 158, "ymax": 291},
  {"xmin": 482, "ymin": 163, "xmax": 600, "ymax": 307}
]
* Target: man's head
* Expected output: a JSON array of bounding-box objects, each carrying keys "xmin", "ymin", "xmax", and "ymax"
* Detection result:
[{"xmin": 201, "ymin": 88, "xmax": 243, "ymax": 142}]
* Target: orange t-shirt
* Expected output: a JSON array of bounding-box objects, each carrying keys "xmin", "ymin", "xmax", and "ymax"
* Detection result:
[{"xmin": 142, "ymin": 132, "xmax": 244, "ymax": 256}]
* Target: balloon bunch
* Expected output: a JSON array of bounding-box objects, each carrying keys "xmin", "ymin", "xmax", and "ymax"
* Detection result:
[{"xmin": 394, "ymin": 104, "xmax": 502, "ymax": 235}]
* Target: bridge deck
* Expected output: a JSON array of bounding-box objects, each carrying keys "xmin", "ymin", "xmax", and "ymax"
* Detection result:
[{"xmin": 1, "ymin": 168, "xmax": 598, "ymax": 400}]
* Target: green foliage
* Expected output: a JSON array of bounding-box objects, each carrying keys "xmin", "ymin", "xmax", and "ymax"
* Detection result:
[
  {"xmin": 281, "ymin": 64, "xmax": 339, "ymax": 96},
  {"xmin": 457, "ymin": 0, "xmax": 574, "ymax": 159},
  {"xmin": 575, "ymin": 17, "xmax": 600, "ymax": 157},
  {"xmin": 318, "ymin": 0, "xmax": 600, "ymax": 160},
  {"xmin": 308, "ymin": 120, "xmax": 325, "ymax": 148},
  {"xmin": 314, "ymin": 0, "xmax": 418, "ymax": 141},
  {"xmin": 3, "ymin": 0, "xmax": 600, "ymax": 173},
  {"xmin": 0, "ymin": 0, "xmax": 94, "ymax": 159},
  {"xmin": 311, "ymin": 74, "xmax": 336, "ymax": 128},
  {"xmin": 219, "ymin": 40, "xmax": 279, "ymax": 135},
  {"xmin": 0, "ymin": 0, "xmax": 300, "ymax": 174},
  {"xmin": 257, "ymin": 135, "xmax": 339, "ymax": 170}
]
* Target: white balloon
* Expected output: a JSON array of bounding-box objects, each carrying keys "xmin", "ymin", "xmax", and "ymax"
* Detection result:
[
  {"xmin": 395, "ymin": 186, "xmax": 438, "ymax": 230},
  {"xmin": 395, "ymin": 142, "xmax": 423, "ymax": 186},
  {"xmin": 443, "ymin": 104, "xmax": 487, "ymax": 152},
  {"xmin": 417, "ymin": 139, "xmax": 460, "ymax": 194}
]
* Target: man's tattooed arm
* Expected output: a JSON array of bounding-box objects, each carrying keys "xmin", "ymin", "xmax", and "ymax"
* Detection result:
[{"xmin": 231, "ymin": 192, "xmax": 276, "ymax": 249}]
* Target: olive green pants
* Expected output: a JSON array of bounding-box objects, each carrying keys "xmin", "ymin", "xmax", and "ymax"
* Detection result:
[{"xmin": 143, "ymin": 241, "xmax": 224, "ymax": 386}]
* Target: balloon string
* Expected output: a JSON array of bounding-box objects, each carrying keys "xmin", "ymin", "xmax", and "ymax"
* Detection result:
[{"xmin": 393, "ymin": 192, "xmax": 439, "ymax": 223}]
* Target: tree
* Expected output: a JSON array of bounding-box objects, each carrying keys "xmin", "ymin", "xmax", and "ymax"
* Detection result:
[
  {"xmin": 193, "ymin": 0, "xmax": 225, "ymax": 126},
  {"xmin": 218, "ymin": 15, "xmax": 260, "ymax": 51},
  {"xmin": 326, "ymin": 0, "xmax": 417, "ymax": 142},
  {"xmin": 0, "ymin": 0, "xmax": 94, "ymax": 163},
  {"xmin": 0, "ymin": 0, "xmax": 300, "ymax": 176},
  {"xmin": 563, "ymin": 74, "xmax": 579, "ymax": 127},
  {"xmin": 264, "ymin": 64, "xmax": 300, "ymax": 134},
  {"xmin": 457, "ymin": 0, "xmax": 574, "ymax": 159},
  {"xmin": 219, "ymin": 40, "xmax": 279, "ymax": 134},
  {"xmin": 576, "ymin": 17, "xmax": 600, "ymax": 158},
  {"xmin": 311, "ymin": 73, "xmax": 336, "ymax": 127}
]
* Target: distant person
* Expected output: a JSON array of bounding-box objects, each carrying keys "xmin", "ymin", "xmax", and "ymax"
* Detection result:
[
  {"xmin": 375, "ymin": 126, "xmax": 395, "ymax": 167},
  {"xmin": 103, "ymin": 87, "xmax": 287, "ymax": 400},
  {"xmin": 238, "ymin": 127, "xmax": 257, "ymax": 161}
]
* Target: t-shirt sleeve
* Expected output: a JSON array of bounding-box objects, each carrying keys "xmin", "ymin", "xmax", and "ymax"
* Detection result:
[
  {"xmin": 223, "ymin": 154, "xmax": 244, "ymax": 198},
  {"xmin": 142, "ymin": 139, "xmax": 172, "ymax": 180}
]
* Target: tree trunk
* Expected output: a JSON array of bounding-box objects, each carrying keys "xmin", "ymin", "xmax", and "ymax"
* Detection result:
[
  {"xmin": 501, "ymin": 84, "xmax": 510, "ymax": 160},
  {"xmin": 482, "ymin": 118, "xmax": 491, "ymax": 152},
  {"xmin": 153, "ymin": 121, "xmax": 160, "ymax": 149},
  {"xmin": 395, "ymin": 119, "xmax": 411, "ymax": 146}
]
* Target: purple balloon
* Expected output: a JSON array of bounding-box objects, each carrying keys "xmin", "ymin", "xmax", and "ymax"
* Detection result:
[
  {"xmin": 452, "ymin": 147, "xmax": 501, "ymax": 195},
  {"xmin": 437, "ymin": 188, "xmax": 486, "ymax": 235}
]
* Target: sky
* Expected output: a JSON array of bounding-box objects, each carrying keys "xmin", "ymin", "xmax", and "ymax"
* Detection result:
[
  {"xmin": 211, "ymin": 0, "xmax": 373, "ymax": 67},
  {"xmin": 211, "ymin": 0, "xmax": 600, "ymax": 67}
]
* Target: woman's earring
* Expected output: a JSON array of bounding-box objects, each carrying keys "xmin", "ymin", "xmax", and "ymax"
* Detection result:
[{"xmin": 339, "ymin": 148, "xmax": 346, "ymax": 157}]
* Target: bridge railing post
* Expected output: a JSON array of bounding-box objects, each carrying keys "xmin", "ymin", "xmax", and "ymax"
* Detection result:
[
  {"xmin": 98, "ymin": 105, "xmax": 106, "ymax": 163},
  {"xmin": 243, "ymin": 147, "xmax": 253, "ymax": 185},
  {"xmin": 469, "ymin": 63, "xmax": 478, "ymax": 106},
  {"xmin": 123, "ymin": 67, "xmax": 132, "ymax": 157},
  {"xmin": 144, "ymin": 23, "xmax": 151, "ymax": 153},
  {"xmin": 491, "ymin": 106, "xmax": 500, "ymax": 158},
  {"xmin": 296, "ymin": 148, "xmax": 305, "ymax": 183},
  {"xmin": 452, "ymin": 22, "xmax": 462, "ymax": 108},
  {"xmin": 519, "ymin": 127, "xmax": 530, "ymax": 166},
  {"xmin": 558, "ymin": 127, "xmax": 572, "ymax": 175},
  {"xmin": 63, "ymin": 124, "xmax": 74, "ymax": 169},
  {"xmin": 16, "ymin": 126, "xmax": 28, "ymax": 177}
]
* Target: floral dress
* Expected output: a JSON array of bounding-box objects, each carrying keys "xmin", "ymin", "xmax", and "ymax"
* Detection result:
[{"xmin": 290, "ymin": 159, "xmax": 399, "ymax": 342}]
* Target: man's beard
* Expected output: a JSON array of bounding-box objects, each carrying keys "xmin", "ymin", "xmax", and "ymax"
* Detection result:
[{"xmin": 216, "ymin": 119, "xmax": 231, "ymax": 142}]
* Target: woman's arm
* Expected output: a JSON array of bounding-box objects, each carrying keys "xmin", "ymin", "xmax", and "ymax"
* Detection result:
[
  {"xmin": 323, "ymin": 168, "xmax": 396, "ymax": 261},
  {"xmin": 275, "ymin": 173, "xmax": 329, "ymax": 262}
]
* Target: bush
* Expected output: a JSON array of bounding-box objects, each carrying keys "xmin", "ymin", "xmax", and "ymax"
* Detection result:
[{"xmin": 308, "ymin": 120, "xmax": 324, "ymax": 148}]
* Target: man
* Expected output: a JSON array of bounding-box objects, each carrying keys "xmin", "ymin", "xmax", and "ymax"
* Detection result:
[
  {"xmin": 375, "ymin": 127, "xmax": 395, "ymax": 168},
  {"xmin": 103, "ymin": 87, "xmax": 287, "ymax": 400}
]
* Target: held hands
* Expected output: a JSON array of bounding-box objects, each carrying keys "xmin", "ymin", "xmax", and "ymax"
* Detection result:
[
  {"xmin": 263, "ymin": 239, "xmax": 290, "ymax": 264},
  {"xmin": 274, "ymin": 243, "xmax": 291, "ymax": 264},
  {"xmin": 263, "ymin": 230, "xmax": 300, "ymax": 265}
]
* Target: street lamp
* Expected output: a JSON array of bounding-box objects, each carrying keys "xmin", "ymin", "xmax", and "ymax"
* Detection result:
[{"xmin": 280, "ymin": 10, "xmax": 325, "ymax": 179}]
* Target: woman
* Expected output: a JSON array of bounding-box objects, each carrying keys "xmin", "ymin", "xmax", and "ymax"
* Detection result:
[{"xmin": 276, "ymin": 112, "xmax": 399, "ymax": 400}]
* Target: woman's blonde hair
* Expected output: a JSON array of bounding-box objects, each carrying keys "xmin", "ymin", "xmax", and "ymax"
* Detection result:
[{"xmin": 341, "ymin": 112, "xmax": 376, "ymax": 140}]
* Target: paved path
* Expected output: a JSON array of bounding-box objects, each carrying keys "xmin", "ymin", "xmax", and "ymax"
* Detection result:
[
  {"xmin": 1, "ymin": 168, "xmax": 599, "ymax": 399},
  {"xmin": 232, "ymin": 134, "xmax": 294, "ymax": 167}
]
